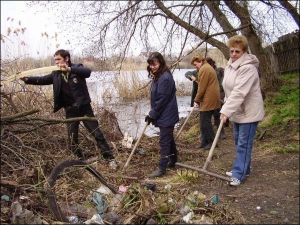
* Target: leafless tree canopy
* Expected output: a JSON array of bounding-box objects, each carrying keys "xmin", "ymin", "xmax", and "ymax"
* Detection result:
[{"xmin": 30, "ymin": 0, "xmax": 299, "ymax": 90}]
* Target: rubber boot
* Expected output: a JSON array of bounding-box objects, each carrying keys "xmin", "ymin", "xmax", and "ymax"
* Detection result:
[
  {"xmin": 148, "ymin": 168, "xmax": 166, "ymax": 178},
  {"xmin": 99, "ymin": 141, "xmax": 115, "ymax": 160}
]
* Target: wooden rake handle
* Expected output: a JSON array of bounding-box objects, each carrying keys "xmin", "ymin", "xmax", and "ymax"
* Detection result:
[
  {"xmin": 203, "ymin": 119, "xmax": 224, "ymax": 170},
  {"xmin": 122, "ymin": 122, "xmax": 149, "ymax": 172},
  {"xmin": 175, "ymin": 107, "xmax": 195, "ymax": 141}
]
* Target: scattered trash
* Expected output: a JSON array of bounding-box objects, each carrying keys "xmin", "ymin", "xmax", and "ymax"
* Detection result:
[
  {"xmin": 122, "ymin": 132, "xmax": 134, "ymax": 148},
  {"xmin": 168, "ymin": 198, "xmax": 174, "ymax": 204},
  {"xmin": 102, "ymin": 211, "xmax": 122, "ymax": 224},
  {"xmin": 58, "ymin": 201, "xmax": 97, "ymax": 218},
  {"xmin": 127, "ymin": 136, "xmax": 133, "ymax": 148},
  {"xmin": 1, "ymin": 195, "xmax": 10, "ymax": 201},
  {"xmin": 199, "ymin": 214, "xmax": 214, "ymax": 224},
  {"xmin": 67, "ymin": 215, "xmax": 79, "ymax": 224},
  {"xmin": 164, "ymin": 184, "xmax": 172, "ymax": 190},
  {"xmin": 182, "ymin": 211, "xmax": 194, "ymax": 223},
  {"xmin": 92, "ymin": 192, "xmax": 107, "ymax": 214},
  {"xmin": 135, "ymin": 148, "xmax": 146, "ymax": 155},
  {"xmin": 19, "ymin": 196, "xmax": 30, "ymax": 200},
  {"xmin": 118, "ymin": 184, "xmax": 128, "ymax": 193},
  {"xmin": 142, "ymin": 181, "xmax": 157, "ymax": 192},
  {"xmin": 96, "ymin": 185, "xmax": 112, "ymax": 195},
  {"xmin": 205, "ymin": 200, "xmax": 210, "ymax": 207},
  {"xmin": 84, "ymin": 214, "xmax": 104, "ymax": 224},
  {"xmin": 211, "ymin": 194, "xmax": 219, "ymax": 204},
  {"xmin": 256, "ymin": 206, "xmax": 262, "ymax": 210},
  {"xmin": 11, "ymin": 201, "xmax": 42, "ymax": 224},
  {"xmin": 108, "ymin": 194, "xmax": 123, "ymax": 211},
  {"xmin": 179, "ymin": 204, "xmax": 191, "ymax": 215},
  {"xmin": 109, "ymin": 160, "xmax": 118, "ymax": 170}
]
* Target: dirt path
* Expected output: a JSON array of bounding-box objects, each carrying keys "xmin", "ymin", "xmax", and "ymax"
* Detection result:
[{"xmin": 123, "ymin": 122, "xmax": 299, "ymax": 224}]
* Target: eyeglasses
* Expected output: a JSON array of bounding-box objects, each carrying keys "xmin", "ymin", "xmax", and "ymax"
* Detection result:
[{"xmin": 230, "ymin": 50, "xmax": 241, "ymax": 54}]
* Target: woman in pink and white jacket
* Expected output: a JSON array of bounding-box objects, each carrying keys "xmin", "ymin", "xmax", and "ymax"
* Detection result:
[{"xmin": 220, "ymin": 35, "xmax": 265, "ymax": 186}]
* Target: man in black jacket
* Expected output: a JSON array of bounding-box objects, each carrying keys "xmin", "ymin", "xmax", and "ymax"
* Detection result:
[{"xmin": 20, "ymin": 49, "xmax": 114, "ymax": 160}]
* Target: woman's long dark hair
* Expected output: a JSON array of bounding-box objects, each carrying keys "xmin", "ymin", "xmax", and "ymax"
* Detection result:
[{"xmin": 147, "ymin": 52, "xmax": 171, "ymax": 81}]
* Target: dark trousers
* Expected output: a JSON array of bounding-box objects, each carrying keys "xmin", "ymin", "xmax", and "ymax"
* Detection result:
[
  {"xmin": 190, "ymin": 82, "xmax": 198, "ymax": 107},
  {"xmin": 158, "ymin": 126, "xmax": 177, "ymax": 171},
  {"xmin": 65, "ymin": 103, "xmax": 111, "ymax": 157},
  {"xmin": 199, "ymin": 110, "xmax": 220, "ymax": 145}
]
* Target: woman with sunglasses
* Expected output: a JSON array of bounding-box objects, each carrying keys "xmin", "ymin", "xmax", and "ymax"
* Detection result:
[
  {"xmin": 145, "ymin": 52, "xmax": 179, "ymax": 178},
  {"xmin": 220, "ymin": 35, "xmax": 265, "ymax": 186}
]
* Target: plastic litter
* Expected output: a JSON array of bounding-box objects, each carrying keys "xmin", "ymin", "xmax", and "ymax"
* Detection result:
[
  {"xmin": 67, "ymin": 215, "xmax": 79, "ymax": 224},
  {"xmin": 164, "ymin": 184, "xmax": 172, "ymax": 190},
  {"xmin": 211, "ymin": 194, "xmax": 218, "ymax": 204},
  {"xmin": 11, "ymin": 201, "xmax": 42, "ymax": 224},
  {"xmin": 96, "ymin": 185, "xmax": 112, "ymax": 195},
  {"xmin": 84, "ymin": 214, "xmax": 105, "ymax": 224},
  {"xmin": 109, "ymin": 160, "xmax": 118, "ymax": 170},
  {"xmin": 92, "ymin": 192, "xmax": 107, "ymax": 214},
  {"xmin": 1, "ymin": 195, "xmax": 10, "ymax": 201},
  {"xmin": 182, "ymin": 211, "xmax": 194, "ymax": 223},
  {"xmin": 118, "ymin": 184, "xmax": 128, "ymax": 193}
]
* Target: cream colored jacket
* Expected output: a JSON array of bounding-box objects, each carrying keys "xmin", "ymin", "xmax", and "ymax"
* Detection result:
[{"xmin": 220, "ymin": 53, "xmax": 265, "ymax": 123}]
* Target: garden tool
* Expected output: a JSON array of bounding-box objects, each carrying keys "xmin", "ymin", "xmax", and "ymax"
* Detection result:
[
  {"xmin": 122, "ymin": 122, "xmax": 149, "ymax": 172},
  {"xmin": 176, "ymin": 119, "xmax": 231, "ymax": 182},
  {"xmin": 175, "ymin": 106, "xmax": 195, "ymax": 141}
]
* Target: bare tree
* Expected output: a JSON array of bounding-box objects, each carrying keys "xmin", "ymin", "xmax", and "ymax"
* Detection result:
[{"xmin": 30, "ymin": 0, "xmax": 299, "ymax": 91}]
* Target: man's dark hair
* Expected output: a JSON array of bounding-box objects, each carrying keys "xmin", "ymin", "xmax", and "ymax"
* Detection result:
[{"xmin": 54, "ymin": 49, "xmax": 72, "ymax": 65}]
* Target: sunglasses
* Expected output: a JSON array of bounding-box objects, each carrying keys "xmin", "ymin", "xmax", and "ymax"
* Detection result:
[{"xmin": 230, "ymin": 50, "xmax": 241, "ymax": 54}]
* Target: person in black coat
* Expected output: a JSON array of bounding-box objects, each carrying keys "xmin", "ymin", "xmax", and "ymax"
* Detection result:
[
  {"xmin": 145, "ymin": 52, "xmax": 179, "ymax": 178},
  {"xmin": 20, "ymin": 49, "xmax": 114, "ymax": 160}
]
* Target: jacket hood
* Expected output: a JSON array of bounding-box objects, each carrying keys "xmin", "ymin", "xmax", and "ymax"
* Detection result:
[{"xmin": 228, "ymin": 53, "xmax": 259, "ymax": 70}]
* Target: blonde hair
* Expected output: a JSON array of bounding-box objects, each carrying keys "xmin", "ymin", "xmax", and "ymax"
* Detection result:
[
  {"xmin": 227, "ymin": 35, "xmax": 249, "ymax": 52},
  {"xmin": 190, "ymin": 54, "xmax": 205, "ymax": 65}
]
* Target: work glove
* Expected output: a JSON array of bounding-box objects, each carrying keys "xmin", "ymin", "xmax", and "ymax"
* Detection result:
[{"xmin": 145, "ymin": 115, "xmax": 153, "ymax": 125}]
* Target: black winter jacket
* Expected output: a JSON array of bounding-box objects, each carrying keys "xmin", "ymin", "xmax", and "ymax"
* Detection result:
[{"xmin": 25, "ymin": 63, "xmax": 92, "ymax": 112}]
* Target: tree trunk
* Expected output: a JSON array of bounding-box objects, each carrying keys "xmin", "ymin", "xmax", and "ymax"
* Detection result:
[{"xmin": 224, "ymin": 0, "xmax": 281, "ymax": 91}]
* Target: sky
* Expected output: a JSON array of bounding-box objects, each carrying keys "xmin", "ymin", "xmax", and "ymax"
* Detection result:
[{"xmin": 1, "ymin": 1, "xmax": 75, "ymax": 59}]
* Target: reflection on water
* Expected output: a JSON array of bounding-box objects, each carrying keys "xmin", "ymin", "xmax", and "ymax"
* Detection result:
[
  {"xmin": 103, "ymin": 96, "xmax": 194, "ymax": 139},
  {"xmin": 88, "ymin": 70, "xmax": 195, "ymax": 139}
]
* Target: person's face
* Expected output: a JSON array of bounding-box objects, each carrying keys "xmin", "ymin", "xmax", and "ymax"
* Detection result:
[
  {"xmin": 54, "ymin": 54, "xmax": 69, "ymax": 65},
  {"xmin": 192, "ymin": 61, "xmax": 202, "ymax": 70},
  {"xmin": 229, "ymin": 46, "xmax": 244, "ymax": 62},
  {"xmin": 149, "ymin": 59, "xmax": 160, "ymax": 73}
]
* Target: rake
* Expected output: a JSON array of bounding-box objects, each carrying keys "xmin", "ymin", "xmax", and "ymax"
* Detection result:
[{"xmin": 176, "ymin": 119, "xmax": 231, "ymax": 182}]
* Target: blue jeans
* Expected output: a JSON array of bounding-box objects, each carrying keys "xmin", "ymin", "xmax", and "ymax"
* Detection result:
[
  {"xmin": 158, "ymin": 126, "xmax": 177, "ymax": 170},
  {"xmin": 232, "ymin": 122, "xmax": 258, "ymax": 182}
]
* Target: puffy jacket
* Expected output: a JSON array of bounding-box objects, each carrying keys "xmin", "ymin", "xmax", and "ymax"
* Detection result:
[
  {"xmin": 25, "ymin": 63, "xmax": 92, "ymax": 112},
  {"xmin": 220, "ymin": 53, "xmax": 265, "ymax": 123},
  {"xmin": 149, "ymin": 71, "xmax": 179, "ymax": 127},
  {"xmin": 194, "ymin": 62, "xmax": 221, "ymax": 111}
]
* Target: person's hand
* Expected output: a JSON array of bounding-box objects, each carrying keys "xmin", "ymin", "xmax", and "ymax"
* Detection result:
[
  {"xmin": 193, "ymin": 102, "xmax": 199, "ymax": 108},
  {"xmin": 145, "ymin": 115, "xmax": 153, "ymax": 125},
  {"xmin": 20, "ymin": 77, "xmax": 28, "ymax": 82},
  {"xmin": 220, "ymin": 113, "xmax": 228, "ymax": 123},
  {"xmin": 191, "ymin": 76, "xmax": 196, "ymax": 81},
  {"xmin": 58, "ymin": 63, "xmax": 71, "ymax": 72}
]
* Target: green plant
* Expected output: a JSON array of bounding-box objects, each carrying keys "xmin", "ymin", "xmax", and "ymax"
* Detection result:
[
  {"xmin": 157, "ymin": 213, "xmax": 167, "ymax": 224},
  {"xmin": 261, "ymin": 73, "xmax": 299, "ymax": 130}
]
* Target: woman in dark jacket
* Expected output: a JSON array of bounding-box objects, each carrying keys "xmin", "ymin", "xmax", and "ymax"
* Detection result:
[{"xmin": 145, "ymin": 52, "xmax": 179, "ymax": 178}]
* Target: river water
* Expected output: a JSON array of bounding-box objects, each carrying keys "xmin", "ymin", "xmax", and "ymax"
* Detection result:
[{"xmin": 86, "ymin": 69, "xmax": 195, "ymax": 139}]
